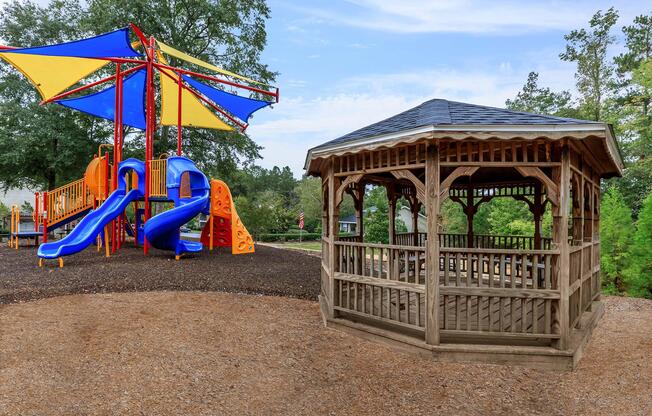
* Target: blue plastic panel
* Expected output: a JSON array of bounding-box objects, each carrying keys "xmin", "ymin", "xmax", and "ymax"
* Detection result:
[
  {"xmin": 182, "ymin": 75, "xmax": 271, "ymax": 122},
  {"xmin": 56, "ymin": 69, "xmax": 147, "ymax": 129}
]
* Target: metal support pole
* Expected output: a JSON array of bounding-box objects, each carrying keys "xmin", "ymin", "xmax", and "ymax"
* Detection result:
[
  {"xmin": 143, "ymin": 35, "xmax": 155, "ymax": 255},
  {"xmin": 177, "ymin": 73, "xmax": 183, "ymax": 156}
]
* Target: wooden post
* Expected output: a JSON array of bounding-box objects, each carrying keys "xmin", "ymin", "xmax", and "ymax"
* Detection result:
[
  {"xmin": 552, "ymin": 144, "xmax": 571, "ymax": 349},
  {"xmin": 355, "ymin": 183, "xmax": 364, "ymax": 240},
  {"xmin": 466, "ymin": 183, "xmax": 474, "ymax": 248},
  {"xmin": 388, "ymin": 188, "xmax": 396, "ymax": 245},
  {"xmin": 412, "ymin": 199, "xmax": 420, "ymax": 246},
  {"xmin": 533, "ymin": 182, "xmax": 542, "ymax": 250},
  {"xmin": 327, "ymin": 159, "xmax": 339, "ymax": 319},
  {"xmin": 425, "ymin": 142, "xmax": 440, "ymax": 345}
]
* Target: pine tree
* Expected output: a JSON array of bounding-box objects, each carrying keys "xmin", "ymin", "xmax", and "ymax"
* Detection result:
[
  {"xmin": 624, "ymin": 192, "xmax": 652, "ymax": 298},
  {"xmin": 600, "ymin": 186, "xmax": 634, "ymax": 294}
]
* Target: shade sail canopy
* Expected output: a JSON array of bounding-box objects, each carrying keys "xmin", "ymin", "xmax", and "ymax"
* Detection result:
[
  {"xmin": 157, "ymin": 40, "xmax": 268, "ymax": 87},
  {"xmin": 159, "ymin": 69, "xmax": 233, "ymax": 131},
  {"xmin": 4, "ymin": 28, "xmax": 140, "ymax": 58},
  {"xmin": 0, "ymin": 53, "xmax": 109, "ymax": 100},
  {"xmin": 182, "ymin": 75, "xmax": 271, "ymax": 122},
  {"xmin": 56, "ymin": 69, "xmax": 147, "ymax": 129}
]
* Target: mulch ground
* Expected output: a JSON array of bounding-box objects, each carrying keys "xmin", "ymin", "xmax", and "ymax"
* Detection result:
[
  {"xmin": 0, "ymin": 292, "xmax": 650, "ymax": 415},
  {"xmin": 0, "ymin": 244, "xmax": 321, "ymax": 304}
]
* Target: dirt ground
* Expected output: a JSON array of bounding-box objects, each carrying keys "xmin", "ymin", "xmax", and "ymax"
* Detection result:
[
  {"xmin": 0, "ymin": 244, "xmax": 320, "ymax": 304},
  {"xmin": 0, "ymin": 245, "xmax": 651, "ymax": 415},
  {"xmin": 0, "ymin": 292, "xmax": 650, "ymax": 415}
]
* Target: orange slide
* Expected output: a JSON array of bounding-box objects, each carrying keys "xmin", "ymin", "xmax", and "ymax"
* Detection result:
[{"xmin": 200, "ymin": 179, "xmax": 254, "ymax": 254}]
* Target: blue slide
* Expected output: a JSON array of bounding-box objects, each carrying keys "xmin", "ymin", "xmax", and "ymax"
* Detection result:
[
  {"xmin": 144, "ymin": 156, "xmax": 210, "ymax": 256},
  {"xmin": 37, "ymin": 159, "xmax": 146, "ymax": 260}
]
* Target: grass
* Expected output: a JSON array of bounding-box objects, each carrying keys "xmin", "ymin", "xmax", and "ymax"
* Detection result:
[{"xmin": 279, "ymin": 241, "xmax": 322, "ymax": 251}]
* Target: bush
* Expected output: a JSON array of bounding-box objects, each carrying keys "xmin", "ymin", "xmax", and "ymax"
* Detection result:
[{"xmin": 256, "ymin": 232, "xmax": 322, "ymax": 242}]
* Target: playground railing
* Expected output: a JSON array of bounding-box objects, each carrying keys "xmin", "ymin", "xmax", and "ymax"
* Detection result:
[
  {"xmin": 46, "ymin": 178, "xmax": 93, "ymax": 226},
  {"xmin": 149, "ymin": 159, "xmax": 168, "ymax": 197}
]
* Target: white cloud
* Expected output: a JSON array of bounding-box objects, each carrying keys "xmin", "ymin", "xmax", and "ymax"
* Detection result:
[
  {"xmin": 248, "ymin": 62, "xmax": 576, "ymax": 176},
  {"xmin": 291, "ymin": 0, "xmax": 644, "ymax": 34}
]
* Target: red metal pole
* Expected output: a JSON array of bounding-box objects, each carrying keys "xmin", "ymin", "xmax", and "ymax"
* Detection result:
[
  {"xmin": 143, "ymin": 35, "xmax": 155, "ymax": 255},
  {"xmin": 111, "ymin": 65, "xmax": 121, "ymax": 254},
  {"xmin": 116, "ymin": 63, "xmax": 125, "ymax": 250},
  {"xmin": 177, "ymin": 73, "xmax": 182, "ymax": 156},
  {"xmin": 153, "ymin": 62, "xmax": 277, "ymax": 98},
  {"xmin": 42, "ymin": 191, "xmax": 48, "ymax": 243}
]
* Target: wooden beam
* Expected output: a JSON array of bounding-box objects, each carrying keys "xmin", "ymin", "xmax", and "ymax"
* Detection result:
[
  {"xmin": 515, "ymin": 166, "xmax": 559, "ymax": 206},
  {"xmin": 425, "ymin": 142, "xmax": 440, "ymax": 345},
  {"xmin": 335, "ymin": 173, "xmax": 363, "ymax": 206},
  {"xmin": 439, "ymin": 166, "xmax": 479, "ymax": 201},
  {"xmin": 391, "ymin": 170, "xmax": 425, "ymax": 203}
]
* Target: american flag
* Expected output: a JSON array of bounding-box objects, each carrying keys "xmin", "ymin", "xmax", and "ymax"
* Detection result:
[{"xmin": 298, "ymin": 211, "xmax": 304, "ymax": 229}]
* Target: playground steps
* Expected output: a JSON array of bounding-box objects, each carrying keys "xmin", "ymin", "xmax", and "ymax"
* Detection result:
[{"xmin": 200, "ymin": 179, "xmax": 254, "ymax": 254}]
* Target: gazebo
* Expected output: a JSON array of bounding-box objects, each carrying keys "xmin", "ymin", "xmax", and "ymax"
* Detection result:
[{"xmin": 305, "ymin": 99, "xmax": 623, "ymax": 370}]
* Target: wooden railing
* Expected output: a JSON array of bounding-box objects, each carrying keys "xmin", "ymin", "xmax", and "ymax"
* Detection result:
[
  {"xmin": 46, "ymin": 178, "xmax": 93, "ymax": 226},
  {"xmin": 440, "ymin": 233, "xmax": 553, "ymax": 250},
  {"xmin": 149, "ymin": 159, "xmax": 168, "ymax": 197},
  {"xmin": 332, "ymin": 239, "xmax": 562, "ymax": 341},
  {"xmin": 438, "ymin": 247, "xmax": 559, "ymax": 339},
  {"xmin": 394, "ymin": 232, "xmax": 553, "ymax": 250},
  {"xmin": 333, "ymin": 241, "xmax": 426, "ymax": 331},
  {"xmin": 395, "ymin": 232, "xmax": 426, "ymax": 247},
  {"xmin": 569, "ymin": 241, "xmax": 601, "ymax": 329}
]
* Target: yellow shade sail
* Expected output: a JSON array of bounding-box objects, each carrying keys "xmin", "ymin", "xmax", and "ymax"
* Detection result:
[
  {"xmin": 159, "ymin": 68, "xmax": 234, "ymax": 131},
  {"xmin": 156, "ymin": 40, "xmax": 268, "ymax": 87},
  {"xmin": 0, "ymin": 52, "xmax": 108, "ymax": 100}
]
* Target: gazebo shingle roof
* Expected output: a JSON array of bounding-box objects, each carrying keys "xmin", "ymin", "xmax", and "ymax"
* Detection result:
[{"xmin": 314, "ymin": 98, "xmax": 600, "ymax": 150}]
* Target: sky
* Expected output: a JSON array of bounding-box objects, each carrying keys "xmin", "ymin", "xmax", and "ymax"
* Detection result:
[{"xmin": 247, "ymin": 0, "xmax": 650, "ymax": 176}]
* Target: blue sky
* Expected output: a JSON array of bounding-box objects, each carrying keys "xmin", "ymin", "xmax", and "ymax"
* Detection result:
[{"xmin": 247, "ymin": 0, "xmax": 650, "ymax": 175}]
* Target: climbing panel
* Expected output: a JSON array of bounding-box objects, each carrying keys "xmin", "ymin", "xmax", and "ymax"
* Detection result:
[{"xmin": 200, "ymin": 179, "xmax": 254, "ymax": 254}]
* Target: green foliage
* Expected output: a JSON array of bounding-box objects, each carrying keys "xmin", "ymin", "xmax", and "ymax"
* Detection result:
[
  {"xmin": 440, "ymin": 199, "xmax": 466, "ymax": 233},
  {"xmin": 624, "ymin": 192, "xmax": 652, "ymax": 298},
  {"xmin": 362, "ymin": 185, "xmax": 407, "ymax": 244},
  {"xmin": 559, "ymin": 7, "xmax": 619, "ymax": 121},
  {"xmin": 256, "ymin": 232, "xmax": 321, "ymax": 242},
  {"xmin": 600, "ymin": 187, "xmax": 634, "ymax": 294},
  {"xmin": 505, "ymin": 72, "xmax": 578, "ymax": 117},
  {"xmin": 0, "ymin": 0, "xmax": 110, "ymax": 190}
]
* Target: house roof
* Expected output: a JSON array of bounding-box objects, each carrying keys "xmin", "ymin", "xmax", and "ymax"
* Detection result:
[
  {"xmin": 339, "ymin": 214, "xmax": 357, "ymax": 224},
  {"xmin": 305, "ymin": 98, "xmax": 623, "ymax": 177}
]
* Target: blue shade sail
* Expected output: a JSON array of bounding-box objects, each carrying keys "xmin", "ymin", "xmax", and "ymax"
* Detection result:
[
  {"xmin": 56, "ymin": 69, "xmax": 147, "ymax": 129},
  {"xmin": 7, "ymin": 28, "xmax": 140, "ymax": 58},
  {"xmin": 182, "ymin": 75, "xmax": 271, "ymax": 122}
]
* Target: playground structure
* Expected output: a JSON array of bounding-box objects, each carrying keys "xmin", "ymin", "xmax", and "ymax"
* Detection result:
[{"xmin": 2, "ymin": 25, "xmax": 274, "ymax": 266}]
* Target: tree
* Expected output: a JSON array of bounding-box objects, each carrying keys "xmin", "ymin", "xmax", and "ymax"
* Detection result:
[
  {"xmin": 505, "ymin": 72, "xmax": 577, "ymax": 117},
  {"xmin": 624, "ymin": 191, "xmax": 652, "ymax": 298},
  {"xmin": 294, "ymin": 177, "xmax": 321, "ymax": 233},
  {"xmin": 0, "ymin": 0, "xmax": 111, "ymax": 190},
  {"xmin": 600, "ymin": 186, "xmax": 634, "ymax": 294},
  {"xmin": 560, "ymin": 7, "xmax": 619, "ymax": 121},
  {"xmin": 614, "ymin": 14, "xmax": 652, "ymax": 115},
  {"xmin": 362, "ymin": 185, "xmax": 406, "ymax": 243}
]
